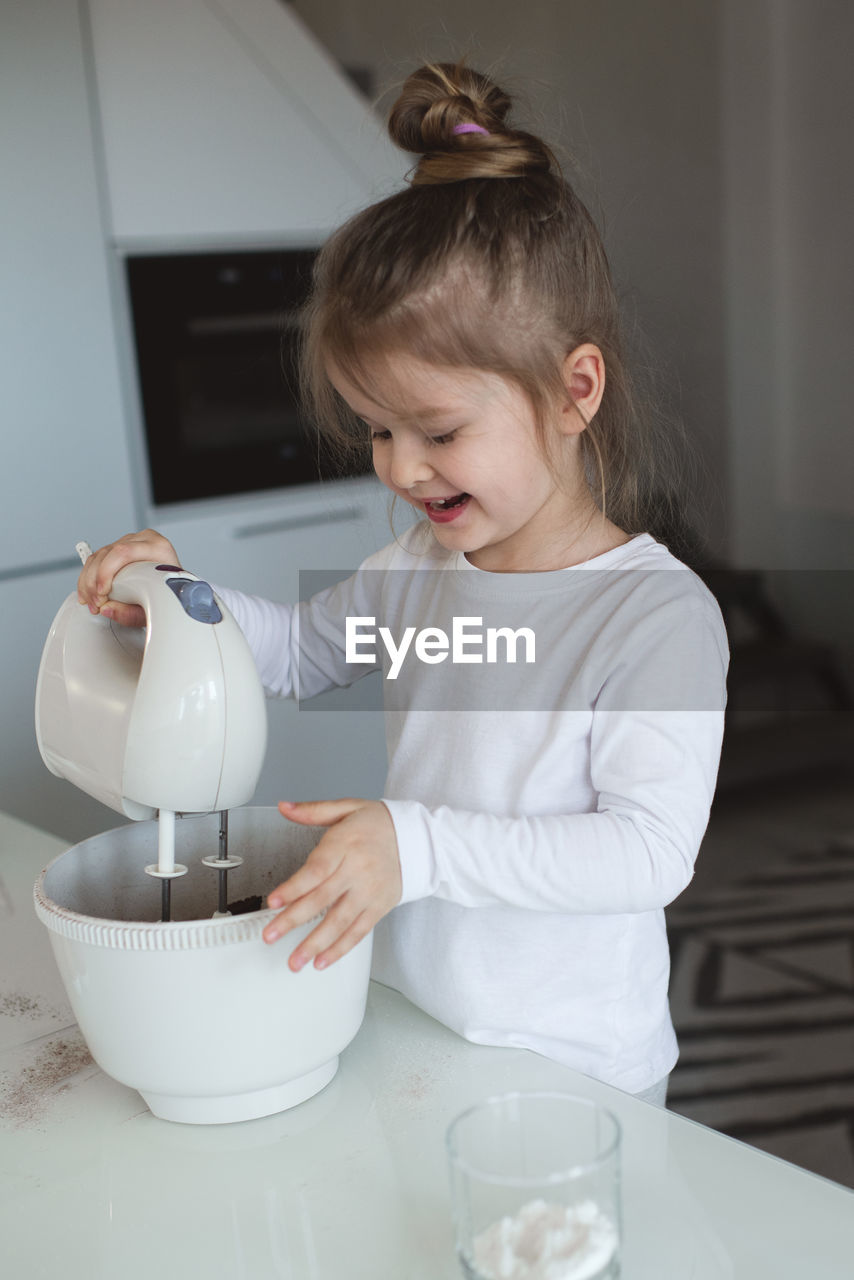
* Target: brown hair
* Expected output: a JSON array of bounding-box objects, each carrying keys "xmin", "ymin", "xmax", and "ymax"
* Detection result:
[{"xmin": 301, "ymin": 61, "xmax": 698, "ymax": 557}]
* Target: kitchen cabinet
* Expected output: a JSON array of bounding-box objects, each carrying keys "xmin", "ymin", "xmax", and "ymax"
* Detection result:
[
  {"xmin": 0, "ymin": 0, "xmax": 139, "ymax": 576},
  {"xmin": 153, "ymin": 475, "xmax": 398, "ymax": 600},
  {"xmin": 0, "ymin": 1, "xmax": 140, "ymax": 842},
  {"xmin": 0, "ymin": 4, "xmax": 401, "ymax": 841},
  {"xmin": 86, "ymin": 0, "xmax": 404, "ymax": 244}
]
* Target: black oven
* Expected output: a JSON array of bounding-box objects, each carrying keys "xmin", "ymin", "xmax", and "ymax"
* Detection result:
[{"xmin": 125, "ymin": 248, "xmax": 367, "ymax": 505}]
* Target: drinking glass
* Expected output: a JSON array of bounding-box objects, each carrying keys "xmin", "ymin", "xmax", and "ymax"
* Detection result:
[{"xmin": 446, "ymin": 1091, "xmax": 621, "ymax": 1279}]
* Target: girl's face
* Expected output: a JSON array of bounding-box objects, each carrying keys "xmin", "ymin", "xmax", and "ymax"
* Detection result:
[{"xmin": 328, "ymin": 354, "xmax": 612, "ymax": 572}]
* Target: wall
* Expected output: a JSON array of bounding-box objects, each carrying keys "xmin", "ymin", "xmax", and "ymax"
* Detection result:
[
  {"xmin": 721, "ymin": 0, "xmax": 854, "ymax": 664},
  {"xmin": 723, "ymin": 0, "xmax": 854, "ymax": 567}
]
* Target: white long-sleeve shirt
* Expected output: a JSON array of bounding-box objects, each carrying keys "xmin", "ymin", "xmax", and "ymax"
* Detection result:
[{"xmin": 217, "ymin": 522, "xmax": 728, "ymax": 1093}]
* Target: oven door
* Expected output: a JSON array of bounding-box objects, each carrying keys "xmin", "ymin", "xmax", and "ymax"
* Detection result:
[{"xmin": 126, "ymin": 249, "xmax": 365, "ymax": 505}]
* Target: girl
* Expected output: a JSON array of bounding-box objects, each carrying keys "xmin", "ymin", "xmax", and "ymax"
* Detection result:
[{"xmin": 79, "ymin": 61, "xmax": 728, "ymax": 1105}]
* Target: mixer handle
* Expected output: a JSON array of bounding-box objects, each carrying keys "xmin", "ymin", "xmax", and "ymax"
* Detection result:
[{"xmin": 110, "ymin": 562, "xmax": 223, "ymax": 628}]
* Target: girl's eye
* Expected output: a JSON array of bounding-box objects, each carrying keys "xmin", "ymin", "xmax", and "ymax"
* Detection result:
[{"xmin": 367, "ymin": 426, "xmax": 456, "ymax": 444}]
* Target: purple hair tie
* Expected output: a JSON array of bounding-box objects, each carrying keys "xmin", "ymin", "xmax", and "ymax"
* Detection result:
[{"xmin": 453, "ymin": 122, "xmax": 489, "ymax": 137}]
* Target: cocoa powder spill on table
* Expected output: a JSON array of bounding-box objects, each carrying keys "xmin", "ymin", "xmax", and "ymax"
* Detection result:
[
  {"xmin": 0, "ymin": 1035, "xmax": 94, "ymax": 1128},
  {"xmin": 0, "ymin": 990, "xmax": 66, "ymax": 1025},
  {"xmin": 0, "ymin": 992, "xmax": 43, "ymax": 1020}
]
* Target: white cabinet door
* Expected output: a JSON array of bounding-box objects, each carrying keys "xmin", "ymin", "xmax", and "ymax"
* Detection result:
[
  {"xmin": 154, "ymin": 477, "xmax": 398, "ymax": 597},
  {"xmin": 0, "ymin": 1, "xmax": 138, "ymax": 576}
]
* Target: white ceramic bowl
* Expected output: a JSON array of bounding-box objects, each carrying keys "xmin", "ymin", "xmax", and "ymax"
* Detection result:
[{"xmin": 33, "ymin": 806, "xmax": 372, "ymax": 1125}]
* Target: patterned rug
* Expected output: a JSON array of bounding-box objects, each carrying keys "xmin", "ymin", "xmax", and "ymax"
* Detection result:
[{"xmin": 666, "ymin": 793, "xmax": 854, "ymax": 1190}]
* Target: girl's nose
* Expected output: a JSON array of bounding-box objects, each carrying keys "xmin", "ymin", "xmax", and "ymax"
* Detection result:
[{"xmin": 387, "ymin": 438, "xmax": 435, "ymax": 491}]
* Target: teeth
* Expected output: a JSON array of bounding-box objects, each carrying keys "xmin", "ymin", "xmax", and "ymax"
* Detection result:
[{"xmin": 429, "ymin": 494, "xmax": 467, "ymax": 509}]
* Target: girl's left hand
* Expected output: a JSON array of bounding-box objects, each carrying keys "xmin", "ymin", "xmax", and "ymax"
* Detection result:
[{"xmin": 263, "ymin": 798, "xmax": 402, "ymax": 971}]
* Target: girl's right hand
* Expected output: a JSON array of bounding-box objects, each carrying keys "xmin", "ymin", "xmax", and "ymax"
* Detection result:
[{"xmin": 77, "ymin": 529, "xmax": 180, "ymax": 628}]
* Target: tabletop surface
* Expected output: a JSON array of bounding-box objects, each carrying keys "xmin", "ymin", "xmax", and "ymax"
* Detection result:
[{"xmin": 1, "ymin": 809, "xmax": 852, "ymax": 1279}]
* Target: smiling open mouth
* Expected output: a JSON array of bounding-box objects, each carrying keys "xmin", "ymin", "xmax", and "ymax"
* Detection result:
[
  {"xmin": 426, "ymin": 493, "xmax": 469, "ymax": 511},
  {"xmin": 423, "ymin": 492, "xmax": 471, "ymax": 524}
]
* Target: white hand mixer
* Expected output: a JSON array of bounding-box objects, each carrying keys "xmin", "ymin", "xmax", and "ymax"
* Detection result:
[{"xmin": 35, "ymin": 552, "xmax": 267, "ymax": 920}]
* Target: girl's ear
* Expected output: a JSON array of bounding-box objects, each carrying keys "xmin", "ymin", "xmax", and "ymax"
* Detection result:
[{"xmin": 559, "ymin": 344, "xmax": 606, "ymax": 434}]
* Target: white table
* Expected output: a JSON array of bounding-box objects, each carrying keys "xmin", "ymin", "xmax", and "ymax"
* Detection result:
[{"xmin": 1, "ymin": 810, "xmax": 852, "ymax": 1278}]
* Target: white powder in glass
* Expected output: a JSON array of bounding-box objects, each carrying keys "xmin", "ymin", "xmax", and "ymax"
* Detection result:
[{"xmin": 470, "ymin": 1198, "xmax": 618, "ymax": 1280}]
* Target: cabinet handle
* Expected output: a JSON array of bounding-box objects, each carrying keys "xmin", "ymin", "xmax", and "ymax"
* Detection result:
[
  {"xmin": 233, "ymin": 507, "xmax": 364, "ymax": 539},
  {"xmin": 0, "ymin": 556, "xmax": 82, "ymax": 583}
]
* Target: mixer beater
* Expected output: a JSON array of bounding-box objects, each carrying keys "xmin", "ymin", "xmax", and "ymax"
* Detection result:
[
  {"xmin": 145, "ymin": 809, "xmax": 187, "ymax": 922},
  {"xmin": 203, "ymin": 810, "xmax": 245, "ymax": 918},
  {"xmin": 143, "ymin": 809, "xmax": 246, "ymax": 921}
]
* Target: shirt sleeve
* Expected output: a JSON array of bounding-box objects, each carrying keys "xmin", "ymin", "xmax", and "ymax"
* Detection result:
[
  {"xmin": 384, "ymin": 709, "xmax": 723, "ymax": 913},
  {"xmin": 215, "ymin": 569, "xmax": 383, "ymax": 700},
  {"xmin": 383, "ymin": 591, "xmax": 729, "ymax": 915}
]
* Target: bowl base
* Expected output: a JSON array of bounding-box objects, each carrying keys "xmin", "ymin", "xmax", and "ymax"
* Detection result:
[{"xmin": 140, "ymin": 1056, "xmax": 339, "ymax": 1125}]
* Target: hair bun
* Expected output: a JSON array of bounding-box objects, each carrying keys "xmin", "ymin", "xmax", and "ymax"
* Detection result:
[{"xmin": 387, "ymin": 61, "xmax": 555, "ymax": 185}]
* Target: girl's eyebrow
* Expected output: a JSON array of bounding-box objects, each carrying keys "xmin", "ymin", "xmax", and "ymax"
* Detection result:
[
  {"xmin": 358, "ymin": 406, "xmax": 464, "ymax": 428},
  {"xmin": 408, "ymin": 403, "xmax": 458, "ymax": 420}
]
